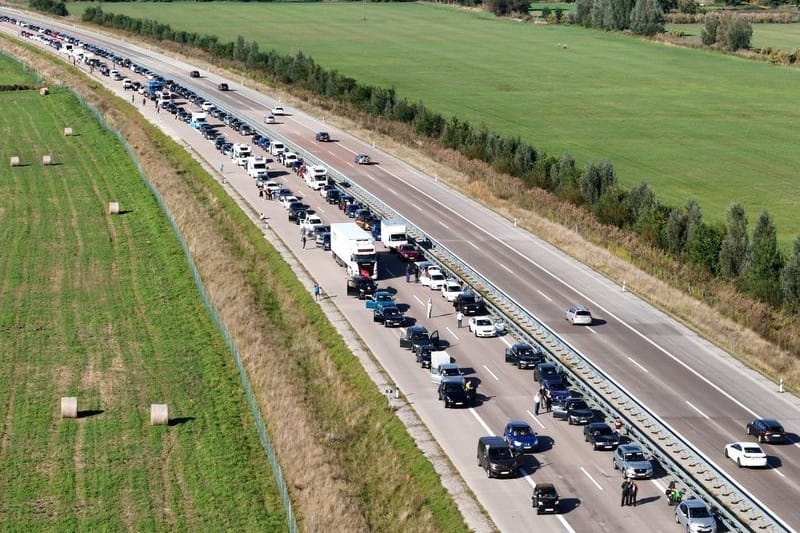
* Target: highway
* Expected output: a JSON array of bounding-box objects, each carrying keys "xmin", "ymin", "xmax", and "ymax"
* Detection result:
[{"xmin": 3, "ymin": 10, "xmax": 798, "ymax": 532}]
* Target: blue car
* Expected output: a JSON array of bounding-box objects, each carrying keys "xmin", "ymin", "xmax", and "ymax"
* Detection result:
[
  {"xmin": 365, "ymin": 290, "xmax": 395, "ymax": 310},
  {"xmin": 503, "ymin": 421, "xmax": 538, "ymax": 454}
]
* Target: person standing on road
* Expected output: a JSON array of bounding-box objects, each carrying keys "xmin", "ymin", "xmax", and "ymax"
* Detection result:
[
  {"xmin": 313, "ymin": 283, "xmax": 321, "ymax": 302},
  {"xmin": 301, "ymin": 233, "xmax": 307, "ymax": 249},
  {"xmin": 405, "ymin": 263, "xmax": 411, "ymax": 283},
  {"xmin": 629, "ymin": 480, "xmax": 638, "ymax": 507},
  {"xmin": 426, "ymin": 298, "xmax": 432, "ymax": 319},
  {"xmin": 456, "ymin": 311, "xmax": 464, "ymax": 329},
  {"xmin": 533, "ymin": 391, "xmax": 541, "ymax": 416},
  {"xmin": 414, "ymin": 266, "xmax": 419, "ymax": 283},
  {"xmin": 544, "ymin": 392, "xmax": 552, "ymax": 413},
  {"xmin": 621, "ymin": 478, "xmax": 631, "ymax": 506}
]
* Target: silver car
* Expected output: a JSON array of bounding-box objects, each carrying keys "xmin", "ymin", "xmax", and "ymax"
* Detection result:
[
  {"xmin": 675, "ymin": 498, "xmax": 717, "ymax": 533},
  {"xmin": 612, "ymin": 444, "xmax": 653, "ymax": 479}
]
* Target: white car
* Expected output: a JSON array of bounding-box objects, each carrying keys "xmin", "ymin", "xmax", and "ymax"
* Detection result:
[
  {"xmin": 469, "ymin": 316, "xmax": 497, "ymax": 338},
  {"xmin": 565, "ymin": 305, "xmax": 593, "ymax": 325},
  {"xmin": 264, "ymin": 114, "xmax": 276, "ymax": 124},
  {"xmin": 724, "ymin": 442, "xmax": 768, "ymax": 468},
  {"xmin": 272, "ymin": 105, "xmax": 286, "ymax": 115},
  {"xmin": 674, "ymin": 498, "xmax": 717, "ymax": 533},
  {"xmin": 280, "ymin": 195, "xmax": 299, "ymax": 209},
  {"xmin": 263, "ymin": 180, "xmax": 281, "ymax": 194},
  {"xmin": 283, "ymin": 152, "xmax": 299, "ymax": 167},
  {"xmin": 420, "ymin": 266, "xmax": 446, "ymax": 290},
  {"xmin": 441, "ymin": 280, "xmax": 463, "ymax": 301},
  {"xmin": 300, "ymin": 214, "xmax": 323, "ymax": 235},
  {"xmin": 201, "ymin": 101, "xmax": 215, "ymax": 112}
]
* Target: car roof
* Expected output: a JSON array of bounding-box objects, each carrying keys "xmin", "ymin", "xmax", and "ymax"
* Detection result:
[
  {"xmin": 506, "ymin": 420, "xmax": 531, "ymax": 429},
  {"xmin": 535, "ymin": 482, "xmax": 555, "ymax": 490},
  {"xmin": 731, "ymin": 441, "xmax": 762, "ymax": 447},
  {"xmin": 409, "ymin": 325, "xmax": 428, "ymax": 333},
  {"xmin": 756, "ymin": 418, "xmax": 782, "ymax": 425},
  {"xmin": 479, "ymin": 436, "xmax": 507, "ymax": 447},
  {"xmin": 617, "ymin": 444, "xmax": 642, "ymax": 453},
  {"xmin": 683, "ymin": 498, "xmax": 709, "ymax": 509},
  {"xmin": 587, "ymin": 422, "xmax": 609, "ymax": 429}
]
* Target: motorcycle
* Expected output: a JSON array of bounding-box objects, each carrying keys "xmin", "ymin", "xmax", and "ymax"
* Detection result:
[{"xmin": 665, "ymin": 485, "xmax": 684, "ymax": 506}]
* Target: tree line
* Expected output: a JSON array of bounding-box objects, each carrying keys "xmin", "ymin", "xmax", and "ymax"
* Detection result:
[
  {"xmin": 29, "ymin": 0, "xmax": 68, "ymax": 17},
  {"xmin": 81, "ymin": 6, "xmax": 799, "ymax": 309}
]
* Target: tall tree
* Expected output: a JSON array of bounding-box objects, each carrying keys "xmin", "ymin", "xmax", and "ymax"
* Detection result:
[
  {"xmin": 718, "ymin": 203, "xmax": 749, "ymax": 279},
  {"xmin": 630, "ymin": 0, "xmax": 665, "ymax": 36},
  {"xmin": 688, "ymin": 222, "xmax": 724, "ymax": 275},
  {"xmin": 781, "ymin": 236, "xmax": 800, "ymax": 306},
  {"xmin": 746, "ymin": 211, "xmax": 783, "ymax": 304},
  {"xmin": 580, "ymin": 160, "xmax": 617, "ymax": 206}
]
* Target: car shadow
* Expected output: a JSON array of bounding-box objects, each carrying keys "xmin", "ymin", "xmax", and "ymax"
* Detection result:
[
  {"xmin": 471, "ymin": 393, "xmax": 492, "ymax": 406},
  {"xmin": 589, "ymin": 319, "xmax": 607, "ymax": 326},
  {"xmin": 767, "ymin": 456, "xmax": 783, "ymax": 469},
  {"xmin": 635, "ymin": 495, "xmax": 661, "ymax": 506},
  {"xmin": 558, "ymin": 498, "xmax": 582, "ymax": 514},
  {"xmin": 395, "ymin": 303, "xmax": 411, "ymax": 313},
  {"xmin": 784, "ymin": 433, "xmax": 800, "ymax": 445},
  {"xmin": 517, "ymin": 454, "xmax": 541, "ymax": 473},
  {"xmin": 535, "ymin": 435, "xmax": 555, "ymax": 452},
  {"xmin": 460, "ymin": 367, "xmax": 477, "ymax": 376}
]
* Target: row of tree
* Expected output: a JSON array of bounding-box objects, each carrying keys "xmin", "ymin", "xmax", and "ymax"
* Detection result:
[
  {"xmin": 80, "ymin": 6, "xmax": 800, "ymax": 308},
  {"xmin": 28, "ymin": 0, "xmax": 68, "ymax": 17},
  {"xmin": 573, "ymin": 0, "xmax": 665, "ymax": 35},
  {"xmin": 701, "ymin": 12, "xmax": 753, "ymax": 51}
]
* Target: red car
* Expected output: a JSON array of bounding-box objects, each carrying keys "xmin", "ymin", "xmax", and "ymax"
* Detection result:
[{"xmin": 397, "ymin": 244, "xmax": 422, "ymax": 262}]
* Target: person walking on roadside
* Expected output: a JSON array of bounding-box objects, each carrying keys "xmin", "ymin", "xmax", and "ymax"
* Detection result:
[
  {"xmin": 533, "ymin": 390, "xmax": 541, "ymax": 416},
  {"xmin": 405, "ymin": 263, "xmax": 411, "ymax": 283},
  {"xmin": 426, "ymin": 298, "xmax": 432, "ymax": 319},
  {"xmin": 621, "ymin": 478, "xmax": 631, "ymax": 506},
  {"xmin": 414, "ymin": 265, "xmax": 419, "ymax": 283},
  {"xmin": 313, "ymin": 283, "xmax": 321, "ymax": 302},
  {"xmin": 456, "ymin": 311, "xmax": 464, "ymax": 329},
  {"xmin": 301, "ymin": 233, "xmax": 307, "ymax": 249}
]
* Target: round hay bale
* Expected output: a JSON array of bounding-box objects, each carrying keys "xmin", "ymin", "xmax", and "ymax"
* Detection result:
[
  {"xmin": 39, "ymin": 87, "xmax": 49, "ymax": 96},
  {"xmin": 150, "ymin": 404, "xmax": 169, "ymax": 426},
  {"xmin": 108, "ymin": 202, "xmax": 120, "ymax": 215},
  {"xmin": 61, "ymin": 397, "xmax": 78, "ymax": 418},
  {"xmin": 10, "ymin": 156, "xmax": 20, "ymax": 167},
  {"xmin": 64, "ymin": 127, "xmax": 73, "ymax": 136},
  {"xmin": 42, "ymin": 155, "xmax": 52, "ymax": 166}
]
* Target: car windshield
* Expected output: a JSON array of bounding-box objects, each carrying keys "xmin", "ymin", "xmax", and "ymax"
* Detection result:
[
  {"xmin": 476, "ymin": 319, "xmax": 491, "ymax": 326},
  {"xmin": 431, "ymin": 273, "xmax": 445, "ymax": 280},
  {"xmin": 516, "ymin": 345, "xmax": 533, "ymax": 356},
  {"xmin": 764, "ymin": 423, "xmax": 784, "ymax": 432},
  {"xmin": 376, "ymin": 294, "xmax": 392, "ymax": 301},
  {"xmin": 625, "ymin": 453, "xmax": 646, "ymax": 462},
  {"xmin": 571, "ymin": 401, "xmax": 589, "ymax": 410},
  {"xmin": 576, "ymin": 310, "xmax": 591, "ymax": 316},
  {"xmin": 593, "ymin": 426, "xmax": 613, "ymax": 436},
  {"xmin": 512, "ymin": 426, "xmax": 532, "ymax": 437},
  {"xmin": 743, "ymin": 446, "xmax": 763, "ymax": 454},
  {"xmin": 688, "ymin": 506, "xmax": 711, "ymax": 518},
  {"xmin": 442, "ymin": 368, "xmax": 461, "ymax": 377},
  {"xmin": 548, "ymin": 382, "xmax": 567, "ymax": 391},
  {"xmin": 444, "ymin": 383, "xmax": 462, "ymax": 392},
  {"xmin": 489, "ymin": 448, "xmax": 512, "ymax": 460},
  {"xmin": 384, "ymin": 308, "xmax": 399, "ymax": 316},
  {"xmin": 538, "ymin": 487, "xmax": 557, "ymax": 497}
]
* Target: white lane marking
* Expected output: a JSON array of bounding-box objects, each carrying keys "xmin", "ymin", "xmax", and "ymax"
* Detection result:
[
  {"xmin": 372, "ymin": 164, "xmax": 763, "ymax": 420},
  {"xmin": 367, "ymin": 175, "xmax": 376, "ymax": 182},
  {"xmin": 500, "ymin": 263, "xmax": 513, "ymax": 274},
  {"xmin": 328, "ymin": 150, "xmax": 336, "ymax": 156},
  {"xmin": 536, "ymin": 289, "xmax": 552, "ymax": 302},
  {"xmin": 439, "ymin": 220, "xmax": 450, "ymax": 229},
  {"xmin": 383, "ymin": 266, "xmax": 396, "ymax": 278},
  {"xmin": 499, "ymin": 336, "xmax": 512, "ymax": 348},
  {"xmin": 446, "ymin": 327, "xmax": 459, "ymax": 341},
  {"xmin": 527, "ymin": 410, "xmax": 546, "ymax": 429},
  {"xmin": 522, "ymin": 474, "xmax": 536, "ymax": 488},
  {"xmin": 557, "ymin": 515, "xmax": 577, "ymax": 533},
  {"xmin": 316, "ymin": 206, "xmax": 325, "ymax": 213},
  {"xmin": 580, "ymin": 467, "xmax": 604, "ymax": 491},
  {"xmin": 468, "ymin": 241, "xmax": 480, "ymax": 250},
  {"xmin": 469, "ymin": 408, "xmax": 493, "ymax": 434},
  {"xmin": 482, "ymin": 365, "xmax": 500, "ymax": 382},
  {"xmin": 414, "ymin": 295, "xmax": 424, "ymax": 306},
  {"xmin": 586, "ymin": 327, "xmax": 598, "ymax": 335},
  {"xmin": 774, "ymin": 469, "xmax": 786, "ymax": 479},
  {"xmin": 794, "ymin": 442, "xmax": 800, "ymax": 449},
  {"xmin": 685, "ymin": 401, "xmax": 710, "ymax": 420},
  {"xmin": 650, "ymin": 479, "xmax": 666, "ymax": 493},
  {"xmin": 412, "ymin": 203, "xmax": 422, "ymax": 211},
  {"xmin": 627, "ymin": 357, "xmax": 649, "ymax": 373}
]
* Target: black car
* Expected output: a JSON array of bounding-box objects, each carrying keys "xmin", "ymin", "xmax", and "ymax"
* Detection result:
[
  {"xmin": 505, "ymin": 343, "xmax": 544, "ymax": 369},
  {"xmin": 438, "ymin": 381, "xmax": 470, "ymax": 408},
  {"xmin": 583, "ymin": 422, "xmax": 620, "ymax": 450},
  {"xmin": 746, "ymin": 419, "xmax": 786, "ymax": 443},
  {"xmin": 552, "ymin": 398, "xmax": 594, "ymax": 425},
  {"xmin": 189, "ymin": 70, "xmax": 200, "ymax": 78},
  {"xmin": 400, "ymin": 325, "xmax": 435, "ymax": 352},
  {"xmin": 325, "ymin": 189, "xmax": 341, "ymax": 204},
  {"xmin": 288, "ymin": 204, "xmax": 306, "ymax": 223},
  {"xmin": 338, "ymin": 194, "xmax": 355, "ymax": 211},
  {"xmin": 532, "ymin": 483, "xmax": 559, "ymax": 514},
  {"xmin": 218, "ymin": 82, "xmax": 229, "ymax": 91},
  {"xmin": 534, "ymin": 362, "xmax": 559, "ymax": 382},
  {"xmin": 373, "ymin": 305, "xmax": 405, "ymax": 328},
  {"xmin": 346, "ymin": 276, "xmax": 377, "ymax": 299},
  {"xmin": 240, "ymin": 124, "xmax": 254, "ymax": 136},
  {"xmin": 315, "ymin": 131, "xmax": 331, "ymax": 142},
  {"xmin": 454, "ymin": 291, "xmax": 485, "ymax": 315},
  {"xmin": 345, "ymin": 203, "xmax": 363, "ymax": 218},
  {"xmin": 214, "ymin": 136, "xmax": 227, "ymax": 150},
  {"xmin": 477, "ymin": 436, "xmax": 518, "ymax": 478},
  {"xmin": 416, "ymin": 345, "xmax": 432, "ymax": 368}
]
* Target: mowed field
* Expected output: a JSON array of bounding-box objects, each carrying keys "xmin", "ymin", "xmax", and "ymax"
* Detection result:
[
  {"xmin": 668, "ymin": 22, "xmax": 800, "ymax": 50},
  {"xmin": 0, "ymin": 61, "xmax": 284, "ymax": 530},
  {"xmin": 77, "ymin": 2, "xmax": 800, "ymax": 246}
]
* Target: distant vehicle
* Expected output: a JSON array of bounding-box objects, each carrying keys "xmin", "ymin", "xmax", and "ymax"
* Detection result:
[
  {"xmin": 365, "ymin": 290, "xmax": 395, "ymax": 310},
  {"xmin": 565, "ymin": 305, "xmax": 593, "ymax": 325},
  {"xmin": 724, "ymin": 442, "xmax": 768, "ymax": 468},
  {"xmin": 300, "ymin": 214, "xmax": 324, "ymax": 235},
  {"xmin": 745, "ymin": 419, "xmax": 786, "ymax": 443},
  {"xmin": 315, "ymin": 131, "xmax": 331, "ymax": 142},
  {"xmin": 325, "ymin": 189, "xmax": 341, "ymax": 205},
  {"xmin": 503, "ymin": 421, "xmax": 538, "ymax": 454},
  {"xmin": 440, "ymin": 279, "xmax": 463, "ymax": 302},
  {"xmin": 534, "ymin": 362, "xmax": 559, "ymax": 383},
  {"xmin": 265, "ymin": 114, "xmax": 276, "ymax": 124},
  {"xmin": 583, "ymin": 422, "xmax": 620, "ymax": 450},
  {"xmin": 189, "ymin": 70, "xmax": 200, "ymax": 78},
  {"xmin": 438, "ymin": 380, "xmax": 469, "ymax": 408},
  {"xmin": 454, "ymin": 290, "xmax": 484, "ymax": 315},
  {"xmin": 675, "ymin": 499, "xmax": 717, "ymax": 533},
  {"xmin": 552, "ymin": 397, "xmax": 593, "ymax": 425},
  {"xmin": 346, "ymin": 275, "xmax": 377, "ymax": 299},
  {"xmin": 416, "ymin": 345, "xmax": 432, "ymax": 369},
  {"xmin": 272, "ymin": 105, "xmax": 286, "ymax": 115},
  {"xmin": 612, "ymin": 444, "xmax": 653, "ymax": 479},
  {"xmin": 373, "ymin": 305, "xmax": 404, "ymax": 328},
  {"xmin": 354, "ymin": 153, "xmax": 371, "ymax": 165},
  {"xmin": 531, "ymin": 483, "xmax": 559, "ymax": 515},
  {"xmin": 477, "ymin": 436, "xmax": 518, "ymax": 478},
  {"xmin": 468, "ymin": 316, "xmax": 497, "ymax": 338},
  {"xmin": 218, "ymin": 82, "xmax": 229, "ymax": 91},
  {"xmin": 504, "ymin": 343, "xmax": 544, "ymax": 369},
  {"xmin": 287, "ymin": 203, "xmax": 306, "ymax": 223},
  {"xmin": 417, "ymin": 263, "xmax": 446, "ymax": 290}
]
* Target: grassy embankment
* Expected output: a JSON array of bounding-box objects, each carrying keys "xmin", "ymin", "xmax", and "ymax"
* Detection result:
[
  {"xmin": 0, "ymin": 55, "xmax": 285, "ymax": 531},
  {"xmin": 74, "ymin": 1, "xmax": 800, "ymax": 248},
  {"xmin": 0, "ymin": 33, "xmax": 470, "ymax": 533}
]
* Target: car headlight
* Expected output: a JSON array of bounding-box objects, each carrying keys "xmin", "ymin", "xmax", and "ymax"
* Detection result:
[{"xmin": 513, "ymin": 440, "xmax": 522, "ymax": 447}]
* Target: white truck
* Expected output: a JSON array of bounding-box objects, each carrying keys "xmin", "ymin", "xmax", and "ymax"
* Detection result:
[
  {"xmin": 246, "ymin": 156, "xmax": 269, "ymax": 179},
  {"xmin": 380, "ymin": 219, "xmax": 408, "ymax": 250},
  {"xmin": 330, "ymin": 223, "xmax": 378, "ymax": 280},
  {"xmin": 269, "ymin": 141, "xmax": 285, "ymax": 158},
  {"xmin": 190, "ymin": 112, "xmax": 207, "ymax": 129},
  {"xmin": 304, "ymin": 165, "xmax": 328, "ymax": 190},
  {"xmin": 232, "ymin": 143, "xmax": 252, "ymax": 167}
]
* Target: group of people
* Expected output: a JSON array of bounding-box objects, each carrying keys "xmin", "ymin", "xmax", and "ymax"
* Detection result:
[
  {"xmin": 257, "ymin": 183, "xmax": 277, "ymax": 201},
  {"xmin": 533, "ymin": 386, "xmax": 553, "ymax": 416},
  {"xmin": 621, "ymin": 478, "xmax": 639, "ymax": 507},
  {"xmin": 405, "ymin": 263, "xmax": 420, "ymax": 283}
]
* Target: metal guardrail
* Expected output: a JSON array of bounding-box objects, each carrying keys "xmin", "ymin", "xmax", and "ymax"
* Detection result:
[{"xmin": 165, "ymin": 70, "xmax": 788, "ymax": 533}]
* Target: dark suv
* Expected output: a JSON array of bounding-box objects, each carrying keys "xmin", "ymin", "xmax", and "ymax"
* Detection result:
[
  {"xmin": 454, "ymin": 291, "xmax": 485, "ymax": 315},
  {"xmin": 399, "ymin": 326, "xmax": 440, "ymax": 353},
  {"xmin": 505, "ymin": 343, "xmax": 544, "ymax": 369},
  {"xmin": 346, "ymin": 275, "xmax": 377, "ymax": 299},
  {"xmin": 745, "ymin": 419, "xmax": 786, "ymax": 443},
  {"xmin": 534, "ymin": 362, "xmax": 559, "ymax": 382},
  {"xmin": 477, "ymin": 436, "xmax": 518, "ymax": 478}
]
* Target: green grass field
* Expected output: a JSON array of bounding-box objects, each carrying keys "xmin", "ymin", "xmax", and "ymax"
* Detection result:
[
  {"xmin": 0, "ymin": 52, "xmax": 37, "ymax": 84},
  {"xmin": 0, "ymin": 60, "xmax": 285, "ymax": 530},
  {"xmin": 668, "ymin": 22, "xmax": 800, "ymax": 50},
  {"xmin": 73, "ymin": 2, "xmax": 800, "ymax": 247}
]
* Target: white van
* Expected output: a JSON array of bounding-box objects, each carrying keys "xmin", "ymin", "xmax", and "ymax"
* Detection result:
[
  {"xmin": 232, "ymin": 143, "xmax": 252, "ymax": 166},
  {"xmin": 269, "ymin": 141, "xmax": 285, "ymax": 157},
  {"xmin": 304, "ymin": 165, "xmax": 328, "ymax": 190},
  {"xmin": 246, "ymin": 156, "xmax": 269, "ymax": 179}
]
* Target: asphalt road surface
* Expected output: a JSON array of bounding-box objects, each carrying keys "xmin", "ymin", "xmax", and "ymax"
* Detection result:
[{"xmin": 4, "ymin": 10, "xmax": 799, "ymax": 532}]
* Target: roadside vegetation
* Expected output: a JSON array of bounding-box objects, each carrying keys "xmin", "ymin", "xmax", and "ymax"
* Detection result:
[
  {"xmin": 0, "ymin": 35, "xmax": 469, "ymax": 532},
  {"xmin": 75, "ymin": 3, "xmax": 800, "ymax": 364},
  {"xmin": 0, "ymin": 54, "xmax": 284, "ymax": 531}
]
